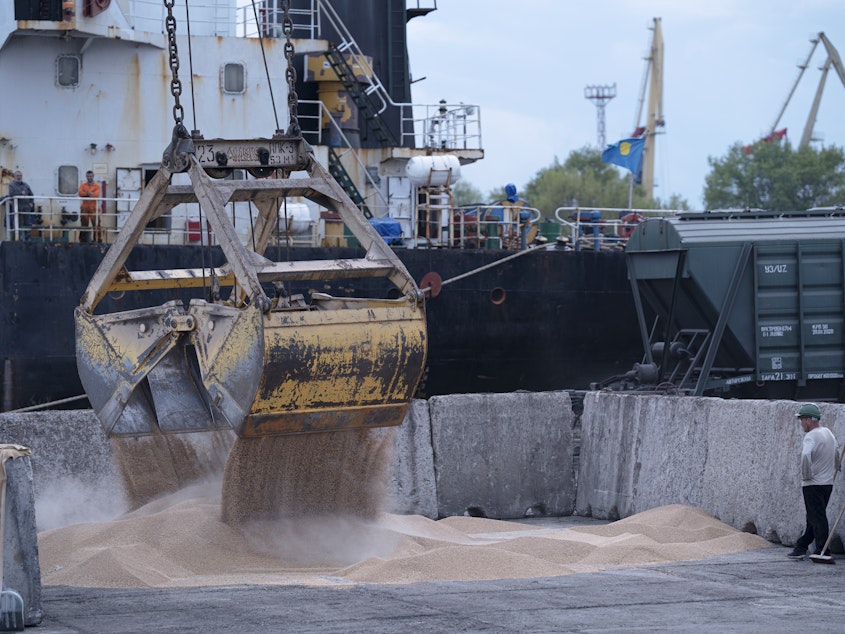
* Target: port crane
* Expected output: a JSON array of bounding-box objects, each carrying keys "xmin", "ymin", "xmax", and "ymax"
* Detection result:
[
  {"xmin": 766, "ymin": 32, "xmax": 845, "ymax": 148},
  {"xmin": 631, "ymin": 17, "xmax": 664, "ymax": 201}
]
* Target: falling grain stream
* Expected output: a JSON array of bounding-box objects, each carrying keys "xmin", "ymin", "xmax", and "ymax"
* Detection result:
[{"xmin": 111, "ymin": 425, "xmax": 393, "ymax": 523}]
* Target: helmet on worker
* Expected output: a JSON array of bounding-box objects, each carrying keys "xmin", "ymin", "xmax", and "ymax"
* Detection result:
[{"xmin": 796, "ymin": 402, "xmax": 822, "ymax": 420}]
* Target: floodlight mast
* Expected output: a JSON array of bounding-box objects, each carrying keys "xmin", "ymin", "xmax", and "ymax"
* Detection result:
[{"xmin": 585, "ymin": 83, "xmax": 617, "ymax": 149}]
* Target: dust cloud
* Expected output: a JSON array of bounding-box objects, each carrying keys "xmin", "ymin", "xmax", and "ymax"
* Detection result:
[{"xmin": 35, "ymin": 477, "xmax": 128, "ymax": 532}]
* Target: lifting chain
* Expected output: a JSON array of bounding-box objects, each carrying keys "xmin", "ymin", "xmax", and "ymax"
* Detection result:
[
  {"xmin": 164, "ymin": 0, "xmax": 184, "ymax": 126},
  {"xmin": 281, "ymin": 1, "xmax": 300, "ymax": 136},
  {"xmin": 161, "ymin": 0, "xmax": 194, "ymax": 171}
]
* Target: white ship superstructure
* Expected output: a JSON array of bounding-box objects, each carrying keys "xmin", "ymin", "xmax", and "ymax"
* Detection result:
[{"xmin": 0, "ymin": 0, "xmax": 483, "ymax": 247}]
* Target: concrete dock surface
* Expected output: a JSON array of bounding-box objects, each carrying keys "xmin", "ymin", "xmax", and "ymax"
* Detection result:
[{"xmin": 33, "ymin": 544, "xmax": 845, "ymax": 633}]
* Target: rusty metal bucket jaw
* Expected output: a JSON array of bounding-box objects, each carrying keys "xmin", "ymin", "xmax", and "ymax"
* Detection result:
[
  {"xmin": 75, "ymin": 302, "xmax": 188, "ymax": 435},
  {"xmin": 188, "ymin": 300, "xmax": 265, "ymax": 435},
  {"xmin": 76, "ymin": 299, "xmax": 266, "ymax": 437}
]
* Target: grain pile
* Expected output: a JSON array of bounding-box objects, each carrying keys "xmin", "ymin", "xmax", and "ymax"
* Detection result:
[
  {"xmin": 38, "ymin": 502, "xmax": 771, "ymax": 588},
  {"xmin": 44, "ymin": 426, "xmax": 771, "ymax": 588}
]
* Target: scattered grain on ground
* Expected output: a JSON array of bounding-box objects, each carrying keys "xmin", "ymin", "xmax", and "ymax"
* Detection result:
[{"xmin": 38, "ymin": 501, "xmax": 771, "ymax": 588}]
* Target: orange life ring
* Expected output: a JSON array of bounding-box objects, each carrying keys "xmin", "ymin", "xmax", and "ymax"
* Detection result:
[{"xmin": 619, "ymin": 213, "xmax": 645, "ymax": 239}]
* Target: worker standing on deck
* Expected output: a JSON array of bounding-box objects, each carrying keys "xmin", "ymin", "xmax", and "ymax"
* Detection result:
[
  {"xmin": 491, "ymin": 183, "xmax": 531, "ymax": 250},
  {"xmin": 78, "ymin": 170, "xmax": 102, "ymax": 243},
  {"xmin": 787, "ymin": 403, "xmax": 838, "ymax": 559},
  {"xmin": 2, "ymin": 170, "xmax": 35, "ymax": 236}
]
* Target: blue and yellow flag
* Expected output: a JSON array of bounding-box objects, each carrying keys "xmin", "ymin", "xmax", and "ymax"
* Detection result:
[{"xmin": 601, "ymin": 137, "xmax": 645, "ymax": 174}]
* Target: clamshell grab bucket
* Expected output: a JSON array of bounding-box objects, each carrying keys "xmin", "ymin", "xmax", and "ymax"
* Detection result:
[
  {"xmin": 244, "ymin": 295, "xmax": 426, "ymax": 437},
  {"xmin": 76, "ymin": 297, "xmax": 425, "ymax": 437},
  {"xmin": 75, "ymin": 134, "xmax": 427, "ymax": 439}
]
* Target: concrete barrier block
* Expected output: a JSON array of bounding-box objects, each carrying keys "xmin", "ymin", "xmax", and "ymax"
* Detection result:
[
  {"xmin": 576, "ymin": 391, "xmax": 643, "ymax": 519},
  {"xmin": 0, "ymin": 411, "xmax": 126, "ymax": 530},
  {"xmin": 3, "ymin": 456, "xmax": 42, "ymax": 626},
  {"xmin": 578, "ymin": 393, "xmax": 845, "ymax": 548},
  {"xmin": 629, "ymin": 395, "xmax": 708, "ymax": 515},
  {"xmin": 700, "ymin": 399, "xmax": 803, "ymax": 543},
  {"xmin": 385, "ymin": 400, "xmax": 437, "ymax": 518},
  {"xmin": 431, "ymin": 391, "xmax": 574, "ymax": 519}
]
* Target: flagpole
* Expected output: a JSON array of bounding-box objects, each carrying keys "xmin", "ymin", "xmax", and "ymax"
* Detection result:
[{"xmin": 628, "ymin": 173, "xmax": 634, "ymax": 209}]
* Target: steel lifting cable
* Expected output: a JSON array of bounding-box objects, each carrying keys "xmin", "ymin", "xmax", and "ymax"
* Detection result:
[
  {"xmin": 250, "ymin": 0, "xmax": 296, "ymax": 290},
  {"xmin": 184, "ymin": 0, "xmax": 198, "ymax": 133},
  {"xmin": 5, "ymin": 394, "xmax": 90, "ymax": 414},
  {"xmin": 182, "ymin": 1, "xmax": 216, "ymax": 296},
  {"xmin": 164, "ymin": 0, "xmax": 222, "ymax": 300},
  {"xmin": 250, "ymin": 0, "xmax": 281, "ymax": 132},
  {"xmin": 419, "ymin": 245, "xmax": 550, "ymax": 294}
]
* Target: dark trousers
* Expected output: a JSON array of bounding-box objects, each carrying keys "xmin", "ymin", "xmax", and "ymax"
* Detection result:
[{"xmin": 796, "ymin": 484, "xmax": 833, "ymax": 554}]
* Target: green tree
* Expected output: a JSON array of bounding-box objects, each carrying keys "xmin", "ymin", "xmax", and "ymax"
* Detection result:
[
  {"xmin": 519, "ymin": 147, "xmax": 681, "ymax": 219},
  {"xmin": 451, "ymin": 180, "xmax": 485, "ymax": 206},
  {"xmin": 704, "ymin": 140, "xmax": 845, "ymax": 211},
  {"xmin": 657, "ymin": 193, "xmax": 690, "ymax": 211}
]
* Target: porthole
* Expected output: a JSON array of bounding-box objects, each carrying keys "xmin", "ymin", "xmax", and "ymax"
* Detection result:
[{"xmin": 490, "ymin": 287, "xmax": 506, "ymax": 305}]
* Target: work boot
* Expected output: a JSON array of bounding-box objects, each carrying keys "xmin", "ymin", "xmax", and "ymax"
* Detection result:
[{"xmin": 787, "ymin": 547, "xmax": 807, "ymax": 559}]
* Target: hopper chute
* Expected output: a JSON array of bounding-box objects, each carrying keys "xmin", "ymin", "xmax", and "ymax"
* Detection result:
[{"xmin": 75, "ymin": 131, "xmax": 427, "ymax": 439}]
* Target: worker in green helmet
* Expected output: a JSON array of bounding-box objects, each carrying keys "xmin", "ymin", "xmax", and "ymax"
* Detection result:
[{"xmin": 787, "ymin": 402, "xmax": 839, "ymax": 559}]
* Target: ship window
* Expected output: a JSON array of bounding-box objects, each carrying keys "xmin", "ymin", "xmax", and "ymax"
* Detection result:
[
  {"xmin": 56, "ymin": 56, "xmax": 80, "ymax": 87},
  {"xmin": 57, "ymin": 165, "xmax": 79, "ymax": 195},
  {"xmin": 15, "ymin": 4, "xmax": 62, "ymax": 20},
  {"xmin": 222, "ymin": 63, "xmax": 245, "ymax": 94}
]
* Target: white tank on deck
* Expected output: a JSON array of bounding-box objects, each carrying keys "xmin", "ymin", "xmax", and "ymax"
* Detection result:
[
  {"xmin": 278, "ymin": 201, "xmax": 317, "ymax": 235},
  {"xmin": 405, "ymin": 155, "xmax": 461, "ymax": 187}
]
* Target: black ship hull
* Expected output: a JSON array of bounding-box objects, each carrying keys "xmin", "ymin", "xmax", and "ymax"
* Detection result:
[{"xmin": 0, "ymin": 241, "xmax": 642, "ymax": 410}]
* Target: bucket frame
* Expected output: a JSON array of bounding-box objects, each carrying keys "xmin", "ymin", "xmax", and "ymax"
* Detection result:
[{"xmin": 75, "ymin": 130, "xmax": 426, "ymax": 438}]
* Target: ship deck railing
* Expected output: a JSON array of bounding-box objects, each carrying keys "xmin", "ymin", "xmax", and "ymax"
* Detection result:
[
  {"xmin": 411, "ymin": 204, "xmax": 543, "ymax": 250},
  {"xmin": 2, "ymin": 195, "xmax": 561, "ymax": 253},
  {"xmin": 0, "ymin": 195, "xmax": 320, "ymax": 248},
  {"xmin": 553, "ymin": 207, "xmax": 684, "ymax": 252}
]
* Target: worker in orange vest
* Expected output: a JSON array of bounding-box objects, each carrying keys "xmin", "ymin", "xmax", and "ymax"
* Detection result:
[{"xmin": 78, "ymin": 170, "xmax": 102, "ymax": 243}]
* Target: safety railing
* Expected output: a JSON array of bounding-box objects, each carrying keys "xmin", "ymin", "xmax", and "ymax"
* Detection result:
[
  {"xmin": 409, "ymin": 102, "xmax": 482, "ymax": 151},
  {"xmin": 552, "ymin": 207, "xmax": 683, "ymax": 252},
  {"xmin": 1, "ymin": 195, "xmax": 321, "ymax": 248},
  {"xmin": 414, "ymin": 204, "xmax": 543, "ymax": 250}
]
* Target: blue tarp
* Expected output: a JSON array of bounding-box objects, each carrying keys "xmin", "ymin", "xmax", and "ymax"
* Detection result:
[{"xmin": 369, "ymin": 217, "xmax": 403, "ymax": 245}]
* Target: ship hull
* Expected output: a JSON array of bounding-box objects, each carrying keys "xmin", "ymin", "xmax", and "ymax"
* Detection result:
[{"xmin": 0, "ymin": 241, "xmax": 641, "ymax": 410}]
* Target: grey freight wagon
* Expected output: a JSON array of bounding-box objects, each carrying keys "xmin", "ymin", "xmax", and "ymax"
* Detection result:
[{"xmin": 600, "ymin": 208, "xmax": 845, "ymax": 402}]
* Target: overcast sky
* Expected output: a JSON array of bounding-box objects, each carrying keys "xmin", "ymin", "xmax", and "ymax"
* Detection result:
[{"xmin": 405, "ymin": 0, "xmax": 845, "ymax": 208}]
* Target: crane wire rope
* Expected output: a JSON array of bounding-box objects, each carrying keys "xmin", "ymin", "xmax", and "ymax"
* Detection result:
[
  {"xmin": 249, "ymin": 0, "xmax": 281, "ymax": 132},
  {"xmin": 181, "ymin": 1, "xmax": 218, "ymax": 299},
  {"xmin": 419, "ymin": 245, "xmax": 550, "ymax": 294}
]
